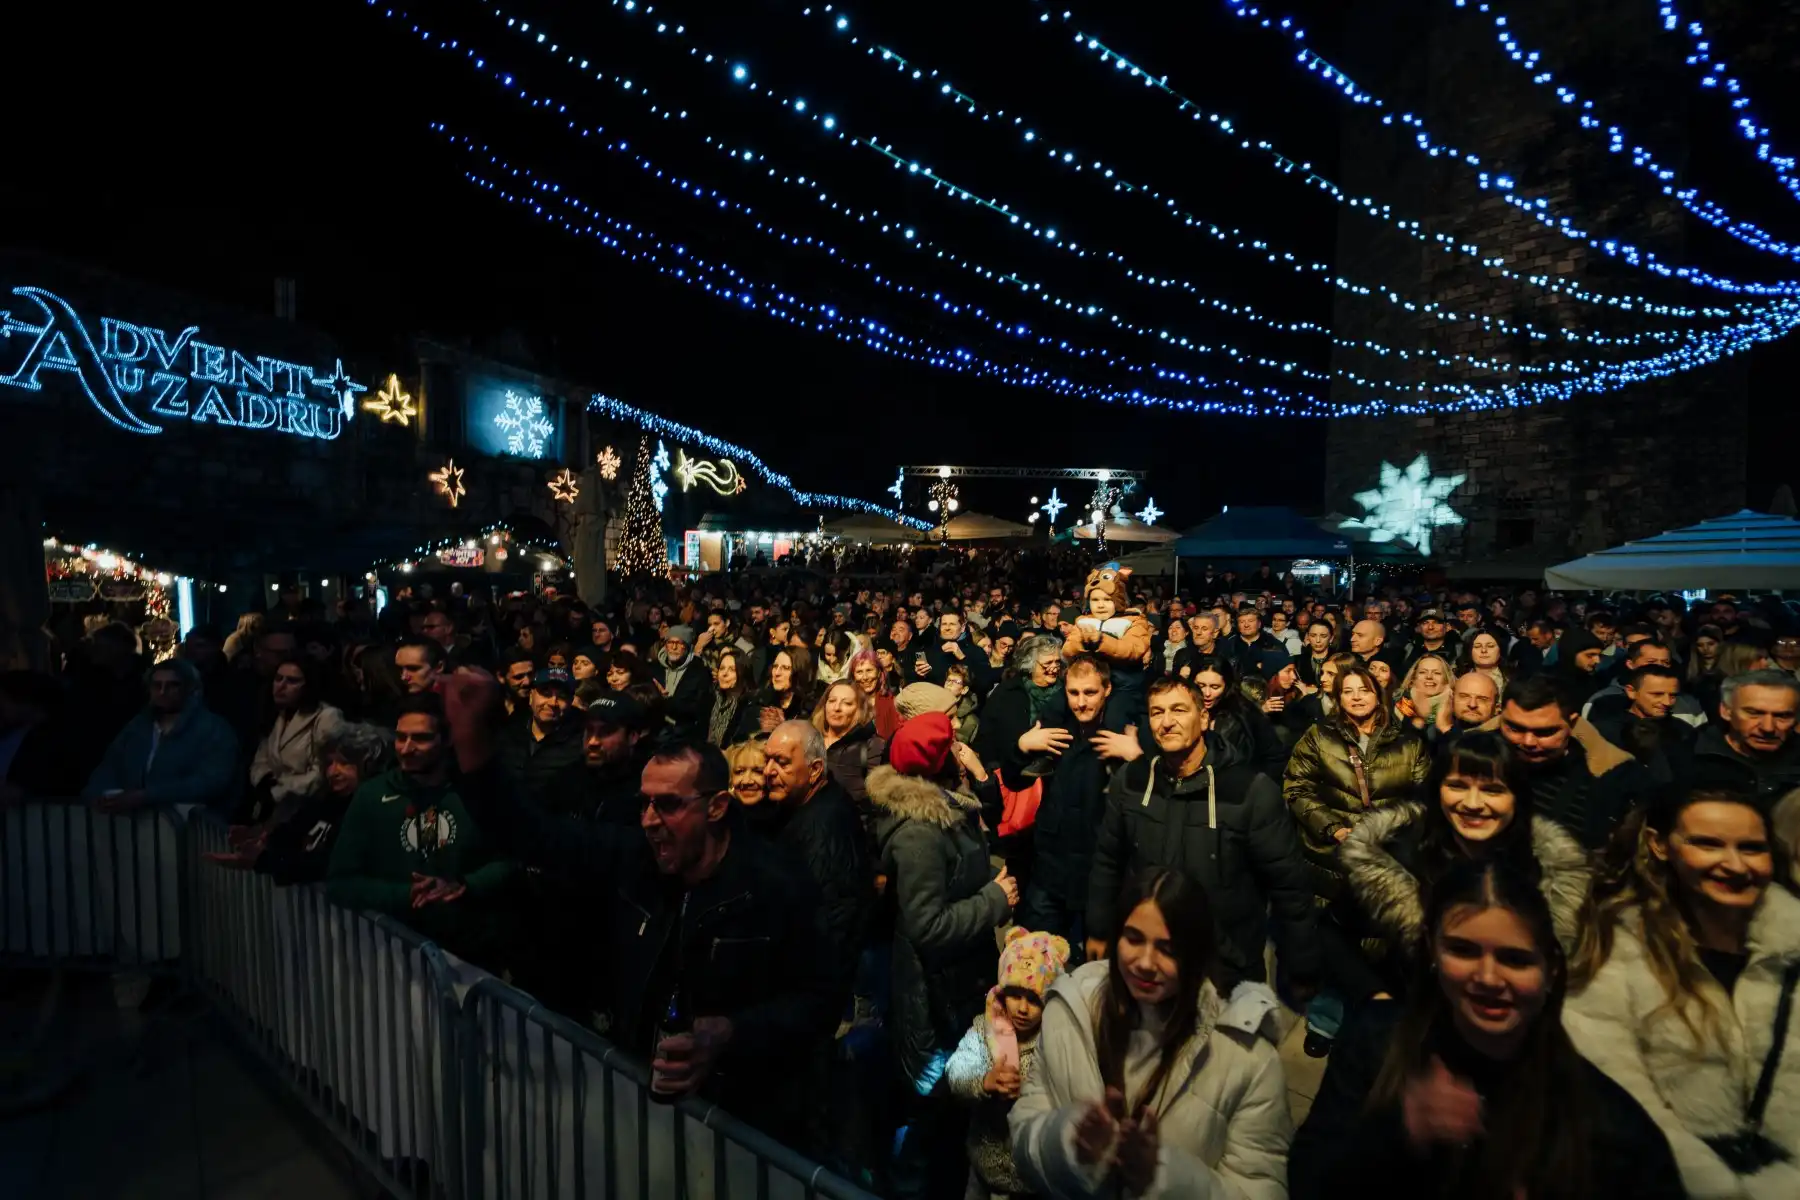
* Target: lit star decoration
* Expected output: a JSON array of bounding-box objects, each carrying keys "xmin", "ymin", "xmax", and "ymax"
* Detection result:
[
  {"xmin": 1136, "ymin": 498, "xmax": 1163, "ymax": 525},
  {"xmin": 494, "ymin": 390, "xmax": 555, "ymax": 457},
  {"xmin": 1041, "ymin": 489, "xmax": 1067, "ymax": 528},
  {"xmin": 651, "ymin": 439, "xmax": 671, "ymax": 512},
  {"xmin": 674, "ymin": 449, "xmax": 747, "ymax": 495},
  {"xmin": 597, "ymin": 445, "xmax": 622, "ymax": 480},
  {"xmin": 889, "ymin": 469, "xmax": 905, "ymax": 503},
  {"xmin": 363, "ymin": 374, "xmax": 417, "ymax": 425},
  {"xmin": 1340, "ymin": 454, "xmax": 1466, "ymax": 556},
  {"xmin": 316, "ymin": 359, "xmax": 368, "ymax": 419},
  {"xmin": 429, "ymin": 459, "xmax": 467, "ymax": 508},
  {"xmin": 548, "ymin": 467, "xmax": 581, "ymax": 504}
]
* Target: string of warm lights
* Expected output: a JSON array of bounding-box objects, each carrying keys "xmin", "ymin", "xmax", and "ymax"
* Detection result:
[
  {"xmin": 454, "ymin": 131, "xmax": 1800, "ymax": 415},
  {"xmin": 469, "ymin": 0, "xmax": 1737, "ymax": 351},
  {"xmin": 369, "ymin": 522, "xmax": 568, "ymax": 577},
  {"xmin": 793, "ymin": 0, "xmax": 1779, "ymax": 313},
  {"xmin": 1657, "ymin": 0, "xmax": 1800, "ymax": 203},
  {"xmin": 1449, "ymin": 0, "xmax": 1800, "ymax": 265},
  {"xmin": 1214, "ymin": 0, "xmax": 1800, "ymax": 295}
]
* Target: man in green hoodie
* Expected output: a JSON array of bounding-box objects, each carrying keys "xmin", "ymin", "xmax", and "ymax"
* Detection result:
[{"xmin": 326, "ymin": 693, "xmax": 517, "ymax": 964}]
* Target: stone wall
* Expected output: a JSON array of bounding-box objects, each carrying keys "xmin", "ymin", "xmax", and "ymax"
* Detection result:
[{"xmin": 1323, "ymin": 0, "xmax": 1749, "ymax": 562}]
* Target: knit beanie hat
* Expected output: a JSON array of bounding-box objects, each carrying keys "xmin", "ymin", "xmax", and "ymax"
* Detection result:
[
  {"xmin": 665, "ymin": 624, "xmax": 696, "ymax": 647},
  {"xmin": 895, "ymin": 681, "xmax": 957, "ymax": 721},
  {"xmin": 573, "ymin": 644, "xmax": 605, "ymax": 670},
  {"xmin": 1083, "ymin": 563, "xmax": 1132, "ymax": 610},
  {"xmin": 985, "ymin": 927, "xmax": 1071, "ymax": 1066},
  {"xmin": 888, "ymin": 711, "xmax": 954, "ymax": 777}
]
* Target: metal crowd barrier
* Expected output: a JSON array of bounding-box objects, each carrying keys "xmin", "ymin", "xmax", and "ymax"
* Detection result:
[{"xmin": 0, "ymin": 801, "xmax": 878, "ymax": 1200}]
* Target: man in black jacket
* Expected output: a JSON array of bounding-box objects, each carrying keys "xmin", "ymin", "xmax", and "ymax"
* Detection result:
[
  {"xmin": 469, "ymin": 739, "xmax": 835, "ymax": 1144},
  {"xmin": 1499, "ymin": 675, "xmax": 1648, "ymax": 851},
  {"xmin": 1000, "ymin": 653, "xmax": 1130, "ymax": 955},
  {"xmin": 1222, "ymin": 605, "xmax": 1291, "ymax": 682},
  {"xmin": 1086, "ymin": 677, "xmax": 1320, "ymax": 994},
  {"xmin": 759, "ymin": 720, "xmax": 876, "ymax": 996},
  {"xmin": 919, "ymin": 610, "xmax": 997, "ymax": 693},
  {"xmin": 654, "ymin": 626, "xmax": 712, "ymax": 740},
  {"xmin": 1684, "ymin": 669, "xmax": 1800, "ymax": 800},
  {"xmin": 493, "ymin": 668, "xmax": 588, "ymax": 815}
]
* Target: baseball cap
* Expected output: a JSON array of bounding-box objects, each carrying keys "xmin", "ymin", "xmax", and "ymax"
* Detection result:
[
  {"xmin": 532, "ymin": 667, "xmax": 574, "ymax": 692},
  {"xmin": 1416, "ymin": 609, "xmax": 1447, "ymax": 624},
  {"xmin": 584, "ymin": 691, "xmax": 649, "ymax": 729}
]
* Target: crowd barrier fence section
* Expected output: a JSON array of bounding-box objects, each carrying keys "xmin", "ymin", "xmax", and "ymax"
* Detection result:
[{"xmin": 1, "ymin": 802, "xmax": 878, "ymax": 1200}]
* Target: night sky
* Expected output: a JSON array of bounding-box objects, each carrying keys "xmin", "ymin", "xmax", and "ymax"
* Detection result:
[{"xmin": 8, "ymin": 1, "xmax": 1799, "ymax": 521}]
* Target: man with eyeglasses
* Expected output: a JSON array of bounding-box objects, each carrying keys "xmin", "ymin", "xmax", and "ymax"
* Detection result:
[{"xmin": 469, "ymin": 738, "xmax": 834, "ymax": 1144}]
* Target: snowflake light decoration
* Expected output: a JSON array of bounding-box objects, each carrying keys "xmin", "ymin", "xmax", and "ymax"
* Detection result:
[
  {"xmin": 428, "ymin": 459, "xmax": 466, "ymax": 508},
  {"xmin": 1136, "ymin": 498, "xmax": 1164, "ymax": 525},
  {"xmin": 493, "ymin": 390, "xmax": 554, "ymax": 458},
  {"xmin": 650, "ymin": 439, "xmax": 671, "ymax": 512},
  {"xmin": 1340, "ymin": 454, "xmax": 1466, "ymax": 556},
  {"xmin": 547, "ymin": 468, "xmax": 580, "ymax": 504},
  {"xmin": 596, "ymin": 445, "xmax": 621, "ymax": 480},
  {"xmin": 888, "ymin": 469, "xmax": 904, "ymax": 503}
]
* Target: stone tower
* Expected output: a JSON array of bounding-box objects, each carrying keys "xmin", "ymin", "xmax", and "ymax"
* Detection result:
[{"xmin": 1323, "ymin": 0, "xmax": 1750, "ymax": 563}]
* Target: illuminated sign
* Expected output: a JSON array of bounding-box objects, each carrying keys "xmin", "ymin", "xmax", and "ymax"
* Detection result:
[
  {"xmin": 1340, "ymin": 454, "xmax": 1465, "ymax": 556},
  {"xmin": 0, "ymin": 285, "xmax": 361, "ymax": 440},
  {"xmin": 437, "ymin": 545, "xmax": 485, "ymax": 568}
]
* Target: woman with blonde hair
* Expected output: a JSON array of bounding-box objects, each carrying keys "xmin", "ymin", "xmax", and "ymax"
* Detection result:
[
  {"xmin": 723, "ymin": 739, "xmax": 768, "ymax": 807},
  {"xmin": 811, "ymin": 679, "xmax": 886, "ymax": 808},
  {"xmin": 1565, "ymin": 787, "xmax": 1800, "ymax": 1199},
  {"xmin": 1395, "ymin": 654, "xmax": 1453, "ymax": 732}
]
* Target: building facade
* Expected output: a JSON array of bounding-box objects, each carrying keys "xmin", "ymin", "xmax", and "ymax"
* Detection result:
[{"xmin": 1323, "ymin": 0, "xmax": 1750, "ymax": 567}]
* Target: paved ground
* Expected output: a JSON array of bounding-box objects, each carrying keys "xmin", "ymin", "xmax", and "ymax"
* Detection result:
[
  {"xmin": 1276, "ymin": 1007, "xmax": 1327, "ymax": 1125},
  {"xmin": 0, "ymin": 971, "xmax": 365, "ymax": 1200}
]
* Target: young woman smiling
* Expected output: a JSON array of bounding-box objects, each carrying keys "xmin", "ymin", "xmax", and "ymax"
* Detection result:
[
  {"xmin": 1336, "ymin": 732, "xmax": 1592, "ymax": 1002},
  {"xmin": 1565, "ymin": 788, "xmax": 1800, "ymax": 1198},
  {"xmin": 1009, "ymin": 870, "xmax": 1292, "ymax": 1199},
  {"xmin": 1290, "ymin": 861, "xmax": 1683, "ymax": 1200}
]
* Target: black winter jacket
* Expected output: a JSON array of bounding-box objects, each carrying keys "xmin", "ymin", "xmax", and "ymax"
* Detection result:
[
  {"xmin": 973, "ymin": 673, "xmax": 1066, "ymax": 767},
  {"xmin": 254, "ymin": 791, "xmax": 352, "ymax": 885},
  {"xmin": 755, "ymin": 779, "xmax": 875, "ymax": 998},
  {"xmin": 492, "ymin": 718, "xmax": 589, "ymax": 817},
  {"xmin": 921, "ymin": 631, "xmax": 997, "ymax": 694},
  {"xmin": 823, "ymin": 721, "xmax": 886, "ymax": 813},
  {"xmin": 1088, "ymin": 754, "xmax": 1320, "ymax": 991},
  {"xmin": 998, "ymin": 697, "xmax": 1130, "ymax": 909},
  {"xmin": 465, "ymin": 767, "xmax": 837, "ymax": 1139},
  {"xmin": 868, "ymin": 765, "xmax": 1012, "ymax": 1086},
  {"xmin": 1685, "ymin": 723, "xmax": 1800, "ymax": 802},
  {"xmin": 1289, "ymin": 1002, "xmax": 1684, "ymax": 1200},
  {"xmin": 655, "ymin": 648, "xmax": 713, "ymax": 740}
]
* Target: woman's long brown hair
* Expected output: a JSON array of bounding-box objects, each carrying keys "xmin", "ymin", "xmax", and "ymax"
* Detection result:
[
  {"xmin": 1368, "ymin": 860, "xmax": 1593, "ymax": 1200},
  {"xmin": 1091, "ymin": 870, "xmax": 1216, "ymax": 1117}
]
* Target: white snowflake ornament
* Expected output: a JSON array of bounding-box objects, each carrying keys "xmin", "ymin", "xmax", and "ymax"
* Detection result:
[
  {"xmin": 493, "ymin": 391, "xmax": 555, "ymax": 457},
  {"xmin": 1340, "ymin": 454, "xmax": 1465, "ymax": 556}
]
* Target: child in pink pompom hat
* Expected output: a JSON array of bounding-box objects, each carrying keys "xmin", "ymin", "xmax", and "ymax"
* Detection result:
[{"xmin": 946, "ymin": 927, "xmax": 1071, "ymax": 1198}]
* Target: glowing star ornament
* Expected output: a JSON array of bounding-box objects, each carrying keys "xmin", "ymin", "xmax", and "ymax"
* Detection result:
[
  {"xmin": 317, "ymin": 359, "xmax": 368, "ymax": 419},
  {"xmin": 1136, "ymin": 498, "xmax": 1163, "ymax": 525},
  {"xmin": 363, "ymin": 374, "xmax": 417, "ymax": 425},
  {"xmin": 597, "ymin": 445, "xmax": 622, "ymax": 480},
  {"xmin": 1041, "ymin": 488, "xmax": 1067, "ymax": 527},
  {"xmin": 429, "ymin": 460, "xmax": 467, "ymax": 508},
  {"xmin": 1340, "ymin": 454, "xmax": 1466, "ymax": 556},
  {"xmin": 888, "ymin": 469, "xmax": 904, "ymax": 503},
  {"xmin": 548, "ymin": 468, "xmax": 580, "ymax": 504},
  {"xmin": 493, "ymin": 390, "xmax": 554, "ymax": 457}
]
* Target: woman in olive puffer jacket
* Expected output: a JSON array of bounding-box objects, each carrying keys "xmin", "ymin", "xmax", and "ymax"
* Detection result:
[{"xmin": 1282, "ymin": 662, "xmax": 1431, "ymax": 905}]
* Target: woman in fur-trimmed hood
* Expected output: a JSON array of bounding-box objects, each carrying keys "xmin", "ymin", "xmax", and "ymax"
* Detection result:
[
  {"xmin": 1336, "ymin": 731, "xmax": 1592, "ymax": 1000},
  {"xmin": 870, "ymin": 711, "xmax": 1017, "ymax": 1194}
]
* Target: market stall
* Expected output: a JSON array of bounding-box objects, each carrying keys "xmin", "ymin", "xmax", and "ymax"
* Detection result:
[{"xmin": 44, "ymin": 539, "xmax": 215, "ymax": 661}]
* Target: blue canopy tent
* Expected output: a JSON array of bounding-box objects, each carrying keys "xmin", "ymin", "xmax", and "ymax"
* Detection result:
[
  {"xmin": 1544, "ymin": 510, "xmax": 1800, "ymax": 591},
  {"xmin": 1174, "ymin": 507, "xmax": 1353, "ymax": 561}
]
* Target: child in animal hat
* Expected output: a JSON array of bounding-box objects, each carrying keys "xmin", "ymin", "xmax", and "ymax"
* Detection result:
[
  {"xmin": 1061, "ymin": 562, "xmax": 1153, "ymax": 712},
  {"xmin": 946, "ymin": 926, "xmax": 1071, "ymax": 1198}
]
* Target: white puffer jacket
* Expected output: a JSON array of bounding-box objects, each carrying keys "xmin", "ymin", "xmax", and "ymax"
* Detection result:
[
  {"xmin": 1009, "ymin": 959, "xmax": 1292, "ymax": 1200},
  {"xmin": 249, "ymin": 703, "xmax": 344, "ymax": 804},
  {"xmin": 1564, "ymin": 885, "xmax": 1800, "ymax": 1200}
]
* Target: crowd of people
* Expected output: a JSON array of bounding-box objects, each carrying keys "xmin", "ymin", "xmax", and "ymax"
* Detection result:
[{"xmin": 6, "ymin": 547, "xmax": 1800, "ymax": 1199}]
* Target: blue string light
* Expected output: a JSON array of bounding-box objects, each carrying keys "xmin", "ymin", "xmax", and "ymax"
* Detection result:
[
  {"xmin": 441, "ymin": 125, "xmax": 1800, "ymax": 417},
  {"xmin": 1450, "ymin": 0, "xmax": 1800, "ymax": 267},
  {"xmin": 417, "ymin": 16, "xmax": 1779, "ymax": 406},
  {"xmin": 566, "ymin": 1, "xmax": 1747, "ymax": 339},
  {"xmin": 1217, "ymin": 1, "xmax": 1800, "ymax": 295},
  {"xmin": 1657, "ymin": 0, "xmax": 1800, "ymax": 204}
]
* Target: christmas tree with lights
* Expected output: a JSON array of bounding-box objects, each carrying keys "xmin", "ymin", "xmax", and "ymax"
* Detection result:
[{"xmin": 615, "ymin": 437, "xmax": 669, "ymax": 577}]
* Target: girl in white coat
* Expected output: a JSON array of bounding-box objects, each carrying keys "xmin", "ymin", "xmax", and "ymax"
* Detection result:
[
  {"xmin": 1565, "ymin": 787, "xmax": 1800, "ymax": 1200},
  {"xmin": 1009, "ymin": 868, "xmax": 1292, "ymax": 1200}
]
